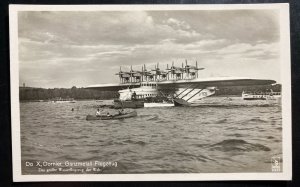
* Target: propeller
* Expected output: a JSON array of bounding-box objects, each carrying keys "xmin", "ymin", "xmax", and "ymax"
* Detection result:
[
  {"xmin": 115, "ymin": 66, "xmax": 131, "ymax": 83},
  {"xmin": 183, "ymin": 60, "xmax": 205, "ymax": 78},
  {"xmin": 184, "ymin": 59, "xmax": 191, "ymax": 78},
  {"xmin": 151, "ymin": 62, "xmax": 165, "ymax": 80},
  {"xmin": 129, "ymin": 65, "xmax": 133, "ymax": 82},
  {"xmin": 115, "ymin": 60, "xmax": 204, "ymax": 83},
  {"xmin": 151, "ymin": 62, "xmax": 161, "ymax": 71},
  {"xmin": 141, "ymin": 65, "xmax": 144, "ymax": 82},
  {"xmin": 142, "ymin": 64, "xmax": 154, "ymax": 81},
  {"xmin": 166, "ymin": 61, "xmax": 185, "ymax": 79},
  {"xmin": 115, "ymin": 66, "xmax": 128, "ymax": 75},
  {"xmin": 194, "ymin": 61, "xmax": 204, "ymax": 78},
  {"xmin": 128, "ymin": 65, "xmax": 145, "ymax": 82},
  {"xmin": 143, "ymin": 64, "xmax": 152, "ymax": 75},
  {"xmin": 116, "ymin": 66, "xmax": 122, "ymax": 82}
]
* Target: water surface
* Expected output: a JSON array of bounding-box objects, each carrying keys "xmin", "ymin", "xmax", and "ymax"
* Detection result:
[{"xmin": 20, "ymin": 97, "xmax": 282, "ymax": 174}]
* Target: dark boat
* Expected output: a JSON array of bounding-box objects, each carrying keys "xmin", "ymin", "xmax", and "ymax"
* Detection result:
[
  {"xmin": 86, "ymin": 111, "xmax": 137, "ymax": 121},
  {"xmin": 113, "ymin": 100, "xmax": 144, "ymax": 109}
]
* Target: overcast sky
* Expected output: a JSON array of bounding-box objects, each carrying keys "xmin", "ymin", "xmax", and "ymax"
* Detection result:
[{"xmin": 18, "ymin": 9, "xmax": 280, "ymax": 88}]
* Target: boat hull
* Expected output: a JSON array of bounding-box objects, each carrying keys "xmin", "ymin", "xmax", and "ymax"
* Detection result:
[
  {"xmin": 114, "ymin": 100, "xmax": 144, "ymax": 109},
  {"xmin": 86, "ymin": 111, "xmax": 137, "ymax": 121},
  {"xmin": 242, "ymin": 93, "xmax": 281, "ymax": 100},
  {"xmin": 144, "ymin": 103, "xmax": 174, "ymax": 107},
  {"xmin": 173, "ymin": 98, "xmax": 191, "ymax": 106},
  {"xmin": 243, "ymin": 97, "xmax": 266, "ymax": 100}
]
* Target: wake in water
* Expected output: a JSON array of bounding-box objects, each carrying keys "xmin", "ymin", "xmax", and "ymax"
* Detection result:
[{"xmin": 209, "ymin": 139, "xmax": 271, "ymax": 152}]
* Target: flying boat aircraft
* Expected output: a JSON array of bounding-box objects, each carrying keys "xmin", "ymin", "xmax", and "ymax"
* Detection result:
[{"xmin": 87, "ymin": 60, "xmax": 276, "ymax": 106}]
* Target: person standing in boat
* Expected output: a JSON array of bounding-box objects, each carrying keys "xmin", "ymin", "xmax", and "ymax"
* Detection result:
[
  {"xmin": 132, "ymin": 91, "xmax": 137, "ymax": 100},
  {"xmin": 96, "ymin": 108, "xmax": 101, "ymax": 116},
  {"xmin": 118, "ymin": 109, "xmax": 125, "ymax": 115}
]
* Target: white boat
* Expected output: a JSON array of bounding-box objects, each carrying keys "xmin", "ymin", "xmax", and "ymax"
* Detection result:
[
  {"xmin": 51, "ymin": 97, "xmax": 76, "ymax": 103},
  {"xmin": 242, "ymin": 91, "xmax": 281, "ymax": 100},
  {"xmin": 144, "ymin": 102, "xmax": 174, "ymax": 108}
]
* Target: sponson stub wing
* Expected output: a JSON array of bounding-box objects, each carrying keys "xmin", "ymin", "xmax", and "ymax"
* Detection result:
[
  {"xmin": 156, "ymin": 77, "xmax": 276, "ymax": 89},
  {"xmin": 85, "ymin": 82, "xmax": 140, "ymax": 91}
]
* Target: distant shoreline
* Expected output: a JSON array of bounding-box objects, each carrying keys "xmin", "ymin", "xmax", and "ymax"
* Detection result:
[
  {"xmin": 19, "ymin": 96, "xmax": 244, "ymax": 103},
  {"xmin": 19, "ymin": 98, "xmax": 118, "ymax": 103},
  {"xmin": 19, "ymin": 84, "xmax": 281, "ymax": 102}
]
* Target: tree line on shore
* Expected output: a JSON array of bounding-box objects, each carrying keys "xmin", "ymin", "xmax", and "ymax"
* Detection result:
[
  {"xmin": 19, "ymin": 84, "xmax": 281, "ymax": 101},
  {"xmin": 214, "ymin": 84, "xmax": 281, "ymax": 96},
  {"xmin": 19, "ymin": 86, "xmax": 119, "ymax": 101}
]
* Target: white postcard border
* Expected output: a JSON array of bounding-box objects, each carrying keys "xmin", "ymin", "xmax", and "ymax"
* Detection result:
[{"xmin": 9, "ymin": 3, "xmax": 292, "ymax": 181}]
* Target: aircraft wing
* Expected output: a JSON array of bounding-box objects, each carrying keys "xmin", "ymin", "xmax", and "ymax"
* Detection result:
[
  {"xmin": 156, "ymin": 77, "xmax": 276, "ymax": 89},
  {"xmin": 85, "ymin": 77, "xmax": 276, "ymax": 91},
  {"xmin": 85, "ymin": 83, "xmax": 140, "ymax": 91}
]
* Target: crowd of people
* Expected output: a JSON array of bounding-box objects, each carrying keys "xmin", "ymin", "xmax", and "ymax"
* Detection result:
[{"xmin": 95, "ymin": 108, "xmax": 125, "ymax": 117}]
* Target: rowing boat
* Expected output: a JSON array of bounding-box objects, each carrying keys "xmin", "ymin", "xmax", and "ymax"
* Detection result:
[{"xmin": 86, "ymin": 111, "xmax": 137, "ymax": 121}]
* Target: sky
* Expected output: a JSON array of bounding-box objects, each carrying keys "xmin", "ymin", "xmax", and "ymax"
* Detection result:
[{"xmin": 18, "ymin": 9, "xmax": 280, "ymax": 88}]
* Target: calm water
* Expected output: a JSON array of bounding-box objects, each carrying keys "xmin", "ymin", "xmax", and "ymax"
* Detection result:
[{"xmin": 20, "ymin": 97, "xmax": 282, "ymax": 174}]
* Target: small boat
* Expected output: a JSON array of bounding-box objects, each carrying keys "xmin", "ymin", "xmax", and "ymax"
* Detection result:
[
  {"xmin": 50, "ymin": 97, "xmax": 76, "ymax": 103},
  {"xmin": 86, "ymin": 111, "xmax": 137, "ymax": 121},
  {"xmin": 242, "ymin": 91, "xmax": 281, "ymax": 100}
]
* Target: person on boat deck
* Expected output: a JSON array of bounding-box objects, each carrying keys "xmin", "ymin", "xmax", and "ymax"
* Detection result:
[
  {"xmin": 106, "ymin": 112, "xmax": 112, "ymax": 117},
  {"xmin": 118, "ymin": 109, "xmax": 124, "ymax": 115},
  {"xmin": 132, "ymin": 91, "xmax": 137, "ymax": 100},
  {"xmin": 96, "ymin": 109, "xmax": 101, "ymax": 116}
]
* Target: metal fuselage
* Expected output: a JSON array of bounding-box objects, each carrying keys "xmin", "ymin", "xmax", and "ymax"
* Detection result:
[{"xmin": 118, "ymin": 81, "xmax": 216, "ymax": 104}]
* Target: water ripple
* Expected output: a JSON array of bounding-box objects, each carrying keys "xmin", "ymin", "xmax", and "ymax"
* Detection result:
[{"xmin": 20, "ymin": 98, "xmax": 282, "ymax": 174}]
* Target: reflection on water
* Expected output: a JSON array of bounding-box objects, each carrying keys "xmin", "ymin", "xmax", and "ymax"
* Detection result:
[{"xmin": 20, "ymin": 97, "xmax": 282, "ymax": 174}]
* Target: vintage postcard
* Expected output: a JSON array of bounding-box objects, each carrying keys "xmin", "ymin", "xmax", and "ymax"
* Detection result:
[{"xmin": 9, "ymin": 4, "xmax": 292, "ymax": 181}]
